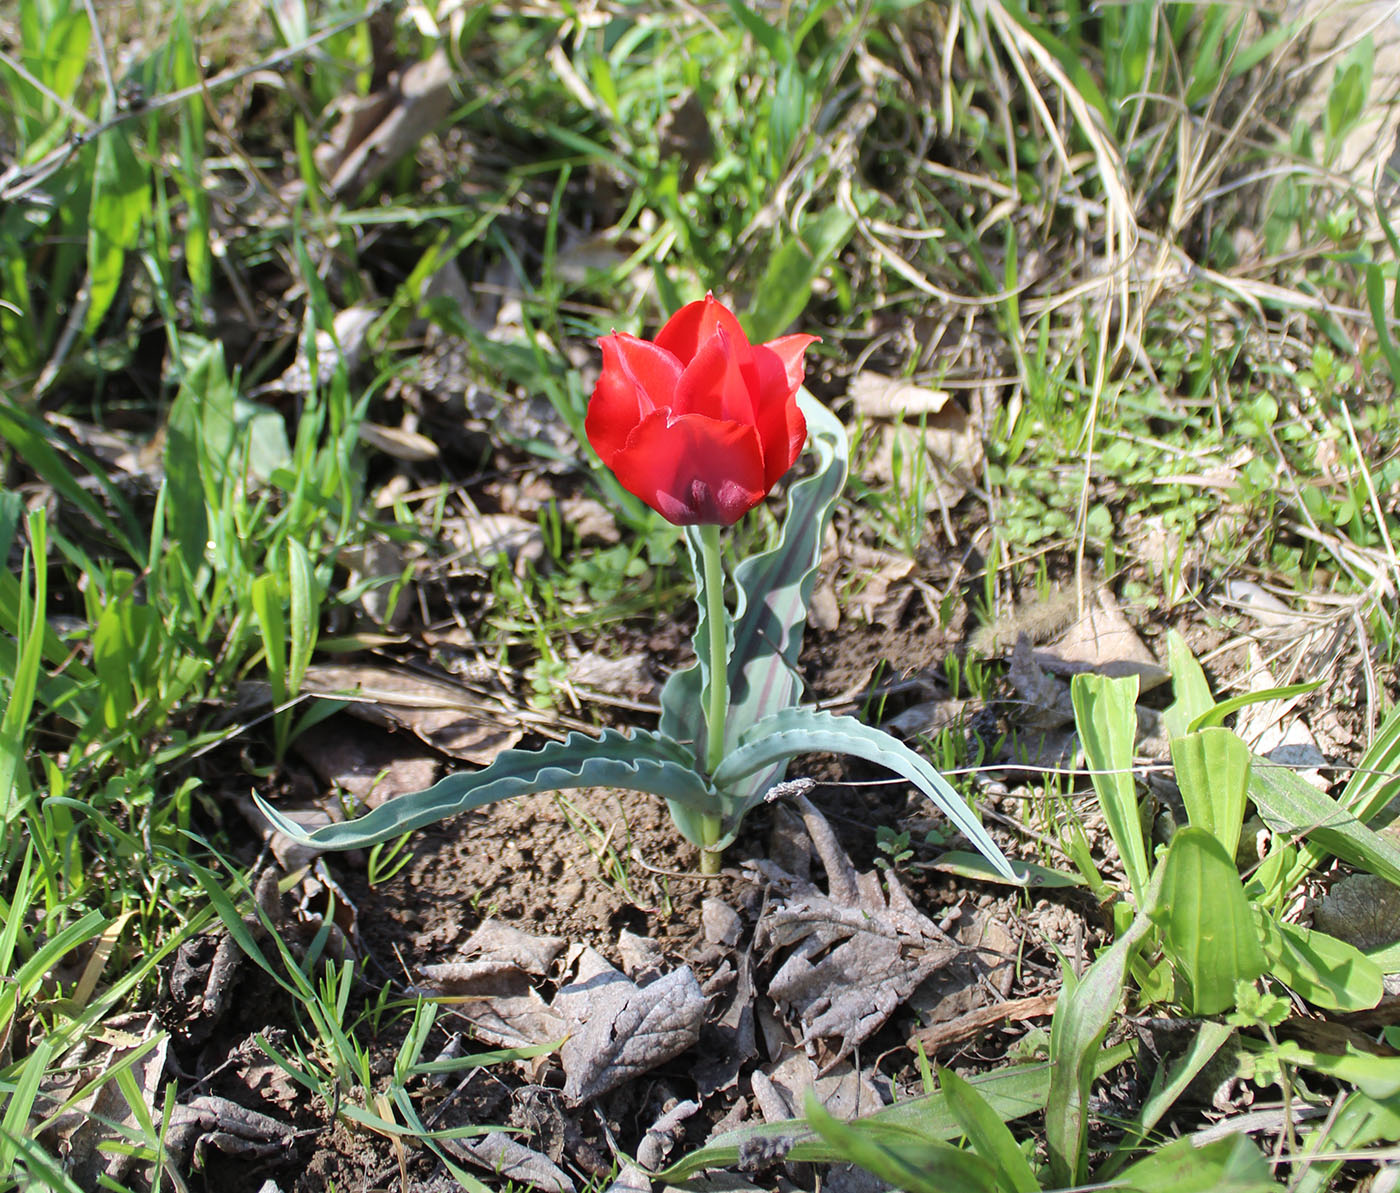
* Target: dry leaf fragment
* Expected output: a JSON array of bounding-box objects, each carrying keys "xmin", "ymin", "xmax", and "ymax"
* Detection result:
[
  {"xmin": 849, "ymin": 371, "xmax": 952, "ymax": 417},
  {"xmin": 1031, "ymin": 587, "xmax": 1167, "ymax": 689},
  {"xmin": 300, "ymin": 662, "xmax": 523, "ymax": 765},
  {"xmin": 357, "ymin": 421, "xmax": 440, "ymax": 461},
  {"xmin": 448, "ymin": 1133, "xmax": 577, "ymax": 1193},
  {"xmin": 317, "ymin": 50, "xmax": 455, "ymax": 197},
  {"xmin": 293, "ymin": 718, "xmax": 439, "ymax": 809},
  {"xmin": 556, "ymin": 949, "xmax": 705, "ymax": 1106},
  {"xmin": 755, "ymin": 798, "xmax": 957, "ymax": 1067}
]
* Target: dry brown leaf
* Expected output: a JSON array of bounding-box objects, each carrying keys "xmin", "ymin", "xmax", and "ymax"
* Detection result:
[
  {"xmin": 555, "ymin": 948, "xmax": 705, "ymax": 1106},
  {"xmin": 849, "ymin": 371, "xmax": 952, "ymax": 418},
  {"xmin": 300, "ymin": 662, "xmax": 523, "ymax": 765},
  {"xmin": 293, "ymin": 718, "xmax": 439, "ymax": 808},
  {"xmin": 357, "ymin": 421, "xmax": 440, "ymax": 461},
  {"xmin": 754, "ymin": 797, "xmax": 956, "ymax": 1068},
  {"xmin": 567, "ymin": 650, "xmax": 658, "ymax": 702},
  {"xmin": 862, "ymin": 407, "xmax": 982, "ymax": 513},
  {"xmin": 447, "ymin": 1133, "xmax": 576, "ymax": 1193},
  {"xmin": 316, "ymin": 50, "xmax": 455, "ymax": 197},
  {"xmin": 1032, "ymin": 587, "xmax": 1167, "ymax": 689}
]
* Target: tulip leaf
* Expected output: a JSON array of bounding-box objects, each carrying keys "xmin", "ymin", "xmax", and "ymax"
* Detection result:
[
  {"xmin": 660, "ymin": 389, "xmax": 847, "ymax": 809},
  {"xmin": 252, "ymin": 728, "xmax": 719, "ymax": 850},
  {"xmin": 713, "ymin": 706, "xmax": 1014, "ymax": 878}
]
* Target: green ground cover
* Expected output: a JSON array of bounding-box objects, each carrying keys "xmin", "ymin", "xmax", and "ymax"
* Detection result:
[{"xmin": 4, "ymin": 0, "xmax": 1400, "ymax": 1188}]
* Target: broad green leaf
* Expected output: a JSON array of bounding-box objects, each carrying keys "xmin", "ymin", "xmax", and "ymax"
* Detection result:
[
  {"xmin": 744, "ymin": 207, "xmax": 856, "ymax": 344},
  {"xmin": 1171, "ymin": 728, "xmax": 1250, "ymax": 860},
  {"xmin": 932, "ymin": 852, "xmax": 1084, "ymax": 888},
  {"xmin": 660, "ymin": 390, "xmax": 846, "ymax": 812},
  {"xmin": 254, "ymin": 729, "xmax": 718, "ymax": 850},
  {"xmin": 657, "ymin": 1061, "xmax": 1057, "ymax": 1183},
  {"xmin": 1110, "ymin": 1133, "xmax": 1275, "ymax": 1193},
  {"xmin": 1048, "ymin": 886, "xmax": 1157, "ymax": 1187},
  {"xmin": 251, "ymin": 573, "xmax": 287, "ymax": 704},
  {"xmin": 1071, "ymin": 674, "xmax": 1148, "ymax": 903},
  {"xmin": 1163, "ymin": 630, "xmax": 1214, "ymax": 741},
  {"xmin": 936, "ymin": 1067, "xmax": 1040, "ymax": 1193},
  {"xmin": 714, "ymin": 706, "xmax": 1013, "ymax": 878},
  {"xmin": 1250, "ymin": 758, "xmax": 1400, "ymax": 889},
  {"xmin": 1151, "ymin": 828, "xmax": 1266, "ymax": 1014},
  {"xmin": 802, "ymin": 1095, "xmax": 1000, "ymax": 1193},
  {"xmin": 286, "ymin": 539, "xmax": 318, "ymax": 695},
  {"xmin": 0, "ymin": 511, "xmax": 45, "ymax": 822},
  {"xmin": 1258, "ymin": 916, "xmax": 1383, "ymax": 1012},
  {"xmin": 1271, "ymin": 1040, "xmax": 1400, "ymax": 1100},
  {"xmin": 85, "ymin": 127, "xmax": 149, "ymax": 336},
  {"xmin": 721, "ymin": 0, "xmax": 792, "ymax": 64}
]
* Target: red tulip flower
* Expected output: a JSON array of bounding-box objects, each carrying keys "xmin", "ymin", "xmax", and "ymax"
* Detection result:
[{"xmin": 586, "ymin": 295, "xmax": 818, "ymax": 525}]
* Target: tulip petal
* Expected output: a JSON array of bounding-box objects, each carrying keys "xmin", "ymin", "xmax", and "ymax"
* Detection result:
[
  {"xmin": 673, "ymin": 322, "xmax": 757, "ymax": 425},
  {"xmin": 750, "ymin": 339, "xmax": 815, "ymax": 486},
  {"xmin": 586, "ymin": 334, "xmax": 683, "ymax": 464},
  {"xmin": 610, "ymin": 410, "xmax": 766, "ymax": 526},
  {"xmin": 762, "ymin": 334, "xmax": 820, "ymax": 390},
  {"xmin": 654, "ymin": 294, "xmax": 753, "ymax": 366}
]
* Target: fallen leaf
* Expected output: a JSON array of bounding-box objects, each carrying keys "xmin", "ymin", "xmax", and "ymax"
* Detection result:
[
  {"xmin": 556, "ymin": 948, "xmax": 705, "ymax": 1106},
  {"xmin": 850, "ymin": 371, "xmax": 952, "ymax": 417},
  {"xmin": 447, "ymin": 1133, "xmax": 576, "ymax": 1193},
  {"xmin": 300, "ymin": 662, "xmax": 523, "ymax": 765},
  {"xmin": 754, "ymin": 797, "xmax": 957, "ymax": 1068},
  {"xmin": 1313, "ymin": 874, "xmax": 1400, "ymax": 953},
  {"xmin": 567, "ymin": 650, "xmax": 659, "ymax": 703},
  {"xmin": 1032, "ymin": 587, "xmax": 1167, "ymax": 689},
  {"xmin": 358, "ymin": 421, "xmax": 440, "ymax": 461},
  {"xmin": 293, "ymin": 717, "xmax": 439, "ymax": 808},
  {"xmin": 316, "ymin": 50, "xmax": 455, "ymax": 198}
]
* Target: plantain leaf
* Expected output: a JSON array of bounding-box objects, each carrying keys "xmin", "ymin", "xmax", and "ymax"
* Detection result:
[
  {"xmin": 253, "ymin": 728, "xmax": 718, "ymax": 850},
  {"xmin": 85, "ymin": 126, "xmax": 149, "ymax": 336},
  {"xmin": 660, "ymin": 389, "xmax": 846, "ymax": 814},
  {"xmin": 1047, "ymin": 879, "xmax": 1158, "ymax": 1187},
  {"xmin": 1250, "ymin": 758, "xmax": 1400, "ymax": 889},
  {"xmin": 713, "ymin": 705, "xmax": 1013, "ymax": 878},
  {"xmin": 1151, "ymin": 828, "xmax": 1266, "ymax": 1015},
  {"xmin": 1071, "ymin": 673, "xmax": 1149, "ymax": 904},
  {"xmin": 1258, "ymin": 915, "xmax": 1384, "ymax": 1012},
  {"xmin": 1171, "ymin": 728, "xmax": 1251, "ymax": 860},
  {"xmin": 1162, "ymin": 630, "xmax": 1215, "ymax": 741},
  {"xmin": 1110, "ymin": 1134, "xmax": 1276, "ymax": 1193}
]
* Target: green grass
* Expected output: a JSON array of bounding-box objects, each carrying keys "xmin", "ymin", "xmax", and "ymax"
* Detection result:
[{"xmin": 3, "ymin": 0, "xmax": 1400, "ymax": 1186}]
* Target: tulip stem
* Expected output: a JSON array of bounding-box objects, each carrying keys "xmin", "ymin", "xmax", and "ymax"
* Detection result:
[{"xmin": 698, "ymin": 524, "xmax": 729, "ymax": 874}]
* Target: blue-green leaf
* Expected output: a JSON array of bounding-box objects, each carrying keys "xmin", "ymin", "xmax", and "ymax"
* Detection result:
[
  {"xmin": 254, "ymin": 728, "xmax": 718, "ymax": 850},
  {"xmin": 661, "ymin": 391, "xmax": 847, "ymax": 813},
  {"xmin": 713, "ymin": 706, "xmax": 1013, "ymax": 878}
]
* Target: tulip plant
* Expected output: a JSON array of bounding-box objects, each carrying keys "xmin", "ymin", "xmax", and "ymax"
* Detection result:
[{"xmin": 258, "ymin": 297, "xmax": 1013, "ymax": 879}]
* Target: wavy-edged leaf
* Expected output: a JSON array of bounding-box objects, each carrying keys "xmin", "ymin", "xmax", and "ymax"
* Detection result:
[
  {"xmin": 1151, "ymin": 828, "xmax": 1266, "ymax": 1015},
  {"xmin": 713, "ymin": 706, "xmax": 1013, "ymax": 878},
  {"xmin": 1071, "ymin": 674, "xmax": 1148, "ymax": 903},
  {"xmin": 253, "ymin": 728, "xmax": 718, "ymax": 850},
  {"xmin": 660, "ymin": 390, "xmax": 847, "ymax": 809}
]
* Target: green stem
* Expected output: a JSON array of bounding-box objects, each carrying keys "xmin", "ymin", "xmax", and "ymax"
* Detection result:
[{"xmin": 698, "ymin": 524, "xmax": 728, "ymax": 874}]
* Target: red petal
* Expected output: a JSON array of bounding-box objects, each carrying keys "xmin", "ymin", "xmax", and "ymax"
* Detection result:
[
  {"xmin": 673, "ymin": 322, "xmax": 757, "ymax": 425},
  {"xmin": 609, "ymin": 410, "xmax": 766, "ymax": 526},
  {"xmin": 761, "ymin": 334, "xmax": 819, "ymax": 390},
  {"xmin": 750, "ymin": 340, "xmax": 813, "ymax": 487},
  {"xmin": 586, "ymin": 333, "xmax": 682, "ymax": 464},
  {"xmin": 654, "ymin": 294, "xmax": 753, "ymax": 366}
]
